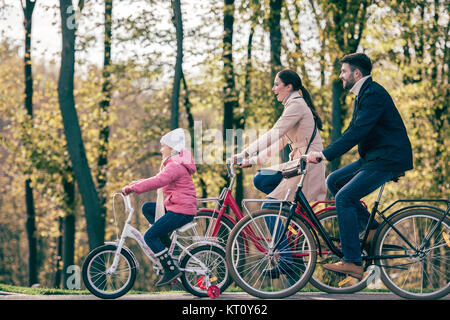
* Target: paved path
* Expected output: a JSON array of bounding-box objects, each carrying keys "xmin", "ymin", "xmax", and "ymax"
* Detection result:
[{"xmin": 1, "ymin": 291, "xmax": 448, "ymax": 300}]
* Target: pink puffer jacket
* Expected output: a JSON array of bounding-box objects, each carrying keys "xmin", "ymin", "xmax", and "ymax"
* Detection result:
[{"xmin": 130, "ymin": 149, "xmax": 197, "ymax": 215}]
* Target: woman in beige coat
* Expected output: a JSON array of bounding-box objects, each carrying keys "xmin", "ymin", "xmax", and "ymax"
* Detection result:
[
  {"xmin": 234, "ymin": 69, "xmax": 327, "ymax": 204},
  {"xmin": 232, "ymin": 69, "xmax": 327, "ymax": 279}
]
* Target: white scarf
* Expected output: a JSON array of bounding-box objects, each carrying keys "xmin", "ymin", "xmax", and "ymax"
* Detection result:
[
  {"xmin": 155, "ymin": 188, "xmax": 165, "ymax": 222},
  {"xmin": 154, "ymin": 152, "xmax": 179, "ymax": 222}
]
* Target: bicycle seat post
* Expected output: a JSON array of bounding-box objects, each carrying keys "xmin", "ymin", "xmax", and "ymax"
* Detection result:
[
  {"xmin": 361, "ymin": 183, "xmax": 386, "ymax": 251},
  {"xmin": 375, "ymin": 183, "xmax": 386, "ymax": 204}
]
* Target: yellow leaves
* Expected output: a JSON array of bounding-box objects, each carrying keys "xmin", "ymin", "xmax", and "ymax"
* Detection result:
[{"xmin": 318, "ymin": 33, "xmax": 324, "ymax": 42}]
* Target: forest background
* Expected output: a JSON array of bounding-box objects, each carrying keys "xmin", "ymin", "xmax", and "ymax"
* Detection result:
[{"xmin": 0, "ymin": 0, "xmax": 448, "ymax": 292}]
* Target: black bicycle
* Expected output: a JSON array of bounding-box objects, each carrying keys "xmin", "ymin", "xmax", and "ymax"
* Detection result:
[{"xmin": 226, "ymin": 156, "xmax": 450, "ymax": 299}]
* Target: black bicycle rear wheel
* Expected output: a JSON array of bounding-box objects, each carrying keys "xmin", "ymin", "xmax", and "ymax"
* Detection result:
[{"xmin": 374, "ymin": 207, "xmax": 450, "ymax": 299}]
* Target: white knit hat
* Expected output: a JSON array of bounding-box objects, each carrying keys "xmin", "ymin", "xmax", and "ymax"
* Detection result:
[{"xmin": 160, "ymin": 128, "xmax": 186, "ymax": 152}]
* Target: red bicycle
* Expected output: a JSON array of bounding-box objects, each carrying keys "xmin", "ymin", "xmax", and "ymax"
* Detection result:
[{"xmin": 177, "ymin": 163, "xmax": 363, "ymax": 293}]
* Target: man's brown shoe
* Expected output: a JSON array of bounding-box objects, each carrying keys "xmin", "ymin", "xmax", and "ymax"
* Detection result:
[{"xmin": 322, "ymin": 261, "xmax": 364, "ymax": 280}]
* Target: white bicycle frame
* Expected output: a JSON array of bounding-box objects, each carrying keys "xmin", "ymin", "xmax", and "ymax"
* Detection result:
[{"xmin": 107, "ymin": 193, "xmax": 214, "ymax": 281}]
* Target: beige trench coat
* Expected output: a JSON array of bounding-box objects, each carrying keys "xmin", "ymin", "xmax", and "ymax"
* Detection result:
[{"xmin": 244, "ymin": 91, "xmax": 327, "ymax": 202}]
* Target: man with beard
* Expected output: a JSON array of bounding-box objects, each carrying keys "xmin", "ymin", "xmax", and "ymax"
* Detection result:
[{"xmin": 307, "ymin": 53, "xmax": 413, "ymax": 279}]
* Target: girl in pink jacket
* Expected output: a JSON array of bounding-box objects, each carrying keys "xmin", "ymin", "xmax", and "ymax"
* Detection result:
[{"xmin": 122, "ymin": 128, "xmax": 197, "ymax": 286}]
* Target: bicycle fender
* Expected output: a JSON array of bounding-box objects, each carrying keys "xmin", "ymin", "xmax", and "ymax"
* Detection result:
[
  {"xmin": 178, "ymin": 242, "xmax": 225, "ymax": 262},
  {"xmin": 371, "ymin": 205, "xmax": 446, "ymax": 256},
  {"xmin": 390, "ymin": 204, "xmax": 445, "ymax": 216},
  {"xmin": 104, "ymin": 242, "xmax": 140, "ymax": 273},
  {"xmin": 197, "ymin": 208, "xmax": 238, "ymax": 225},
  {"xmin": 378, "ymin": 205, "xmax": 446, "ymax": 229}
]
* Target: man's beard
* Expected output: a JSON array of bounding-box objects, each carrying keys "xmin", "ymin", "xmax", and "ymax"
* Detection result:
[{"xmin": 343, "ymin": 75, "xmax": 356, "ymax": 90}]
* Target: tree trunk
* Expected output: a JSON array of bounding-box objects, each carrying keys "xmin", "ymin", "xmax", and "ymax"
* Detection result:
[
  {"xmin": 181, "ymin": 71, "xmax": 208, "ymax": 199},
  {"xmin": 25, "ymin": 180, "xmax": 38, "ymax": 286},
  {"xmin": 268, "ymin": 0, "xmax": 289, "ymax": 162},
  {"xmin": 54, "ymin": 217, "xmax": 63, "ymax": 288},
  {"xmin": 233, "ymin": 20, "xmax": 255, "ymax": 210},
  {"xmin": 181, "ymin": 72, "xmax": 194, "ymax": 139},
  {"xmin": 171, "ymin": 0, "xmax": 183, "ymax": 130},
  {"xmin": 222, "ymin": 0, "xmax": 238, "ymax": 189},
  {"xmin": 63, "ymin": 212, "xmax": 76, "ymax": 288},
  {"xmin": 429, "ymin": 0, "xmax": 446, "ymax": 197},
  {"xmin": 330, "ymin": 74, "xmax": 345, "ymax": 172},
  {"xmin": 58, "ymin": 0, "xmax": 104, "ymax": 250},
  {"xmin": 22, "ymin": 0, "xmax": 38, "ymax": 287},
  {"xmin": 62, "ymin": 175, "xmax": 76, "ymax": 289},
  {"xmin": 223, "ymin": 0, "xmax": 236, "ymax": 145},
  {"xmin": 327, "ymin": 0, "xmax": 368, "ymax": 171},
  {"xmin": 97, "ymin": 0, "xmax": 112, "ymax": 234},
  {"xmin": 269, "ymin": 0, "xmax": 282, "ymax": 87}
]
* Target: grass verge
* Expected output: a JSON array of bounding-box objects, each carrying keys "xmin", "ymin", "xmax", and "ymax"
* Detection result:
[
  {"xmin": 0, "ymin": 283, "xmax": 166, "ymax": 296},
  {"xmin": 0, "ymin": 283, "xmax": 389, "ymax": 296},
  {"xmin": 0, "ymin": 283, "xmax": 89, "ymax": 295}
]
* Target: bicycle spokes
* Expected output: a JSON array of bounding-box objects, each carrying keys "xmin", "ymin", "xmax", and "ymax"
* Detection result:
[{"xmin": 375, "ymin": 208, "xmax": 450, "ymax": 299}]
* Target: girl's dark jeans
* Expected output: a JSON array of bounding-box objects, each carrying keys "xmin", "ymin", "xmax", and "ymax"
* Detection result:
[{"xmin": 141, "ymin": 201, "xmax": 194, "ymax": 254}]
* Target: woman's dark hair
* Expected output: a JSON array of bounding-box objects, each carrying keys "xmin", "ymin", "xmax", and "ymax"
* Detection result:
[{"xmin": 277, "ymin": 69, "xmax": 323, "ymax": 131}]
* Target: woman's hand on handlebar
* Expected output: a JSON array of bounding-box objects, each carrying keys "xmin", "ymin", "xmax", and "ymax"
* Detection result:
[
  {"xmin": 306, "ymin": 152, "xmax": 324, "ymax": 164},
  {"xmin": 230, "ymin": 153, "xmax": 243, "ymax": 164},
  {"xmin": 239, "ymin": 159, "xmax": 252, "ymax": 168},
  {"xmin": 230, "ymin": 153, "xmax": 253, "ymax": 168}
]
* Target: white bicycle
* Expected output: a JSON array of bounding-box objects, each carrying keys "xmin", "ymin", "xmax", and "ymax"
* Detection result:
[{"xmin": 82, "ymin": 192, "xmax": 231, "ymax": 299}]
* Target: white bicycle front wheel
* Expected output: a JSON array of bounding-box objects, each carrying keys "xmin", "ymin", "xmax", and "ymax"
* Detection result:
[{"xmin": 82, "ymin": 244, "xmax": 137, "ymax": 299}]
